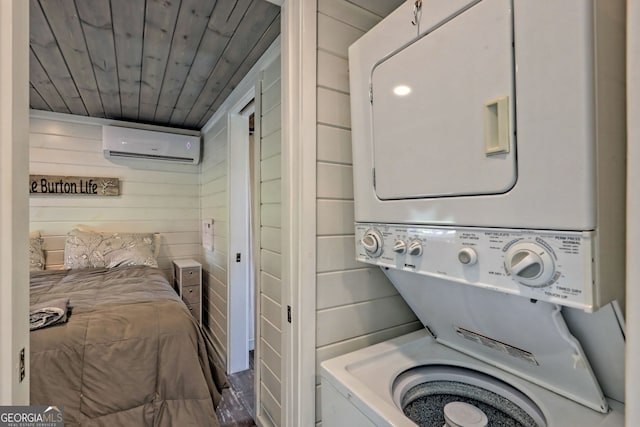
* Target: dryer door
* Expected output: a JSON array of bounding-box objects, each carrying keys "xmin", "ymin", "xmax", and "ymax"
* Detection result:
[{"xmin": 371, "ymin": 0, "xmax": 516, "ymax": 200}]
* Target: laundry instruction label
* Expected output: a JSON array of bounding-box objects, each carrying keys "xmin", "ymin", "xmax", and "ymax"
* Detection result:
[{"xmin": 455, "ymin": 326, "xmax": 539, "ymax": 366}]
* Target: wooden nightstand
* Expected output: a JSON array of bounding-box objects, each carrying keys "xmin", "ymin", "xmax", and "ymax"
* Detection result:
[{"xmin": 173, "ymin": 259, "xmax": 202, "ymax": 324}]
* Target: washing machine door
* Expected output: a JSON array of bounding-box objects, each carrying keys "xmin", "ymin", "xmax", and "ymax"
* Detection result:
[{"xmin": 371, "ymin": 0, "xmax": 516, "ymax": 200}]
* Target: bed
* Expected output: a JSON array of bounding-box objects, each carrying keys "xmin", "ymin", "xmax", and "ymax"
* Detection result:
[{"xmin": 29, "ymin": 229, "xmax": 226, "ymax": 426}]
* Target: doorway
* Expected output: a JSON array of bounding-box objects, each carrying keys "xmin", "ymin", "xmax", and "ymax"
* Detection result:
[{"xmin": 228, "ymin": 99, "xmax": 256, "ymax": 375}]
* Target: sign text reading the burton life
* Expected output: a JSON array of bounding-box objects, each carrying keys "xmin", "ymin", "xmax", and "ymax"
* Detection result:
[
  {"xmin": 34, "ymin": 178, "xmax": 97, "ymax": 194},
  {"xmin": 29, "ymin": 175, "xmax": 120, "ymax": 196}
]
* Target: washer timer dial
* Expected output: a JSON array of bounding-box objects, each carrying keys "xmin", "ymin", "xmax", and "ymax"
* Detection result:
[
  {"xmin": 505, "ymin": 241, "xmax": 556, "ymax": 288},
  {"xmin": 361, "ymin": 229, "xmax": 384, "ymax": 258}
]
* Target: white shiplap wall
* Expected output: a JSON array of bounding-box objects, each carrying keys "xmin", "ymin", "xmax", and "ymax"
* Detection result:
[
  {"xmin": 314, "ymin": 0, "xmax": 421, "ymax": 423},
  {"xmin": 256, "ymin": 55, "xmax": 283, "ymax": 427},
  {"xmin": 29, "ymin": 116, "xmax": 201, "ymax": 275},
  {"xmin": 200, "ymin": 120, "xmax": 230, "ymax": 361},
  {"xmin": 197, "ymin": 39, "xmax": 281, "ymax": 415}
]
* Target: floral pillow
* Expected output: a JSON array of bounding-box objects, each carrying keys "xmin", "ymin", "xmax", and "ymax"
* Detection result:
[
  {"xmin": 29, "ymin": 231, "xmax": 45, "ymax": 272},
  {"xmin": 64, "ymin": 228, "xmax": 159, "ymax": 269}
]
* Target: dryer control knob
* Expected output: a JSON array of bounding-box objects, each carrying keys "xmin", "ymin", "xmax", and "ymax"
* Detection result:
[
  {"xmin": 457, "ymin": 247, "xmax": 478, "ymax": 265},
  {"xmin": 408, "ymin": 240, "xmax": 423, "ymax": 256},
  {"xmin": 505, "ymin": 242, "xmax": 556, "ymax": 288},
  {"xmin": 510, "ymin": 251, "xmax": 543, "ymax": 278},
  {"xmin": 393, "ymin": 240, "xmax": 407, "ymax": 254},
  {"xmin": 361, "ymin": 229, "xmax": 383, "ymax": 258}
]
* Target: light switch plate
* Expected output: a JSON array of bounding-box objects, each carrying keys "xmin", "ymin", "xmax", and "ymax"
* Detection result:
[{"xmin": 202, "ymin": 218, "xmax": 214, "ymax": 251}]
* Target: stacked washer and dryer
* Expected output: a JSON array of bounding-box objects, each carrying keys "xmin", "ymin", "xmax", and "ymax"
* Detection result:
[{"xmin": 320, "ymin": 1, "xmax": 626, "ymax": 426}]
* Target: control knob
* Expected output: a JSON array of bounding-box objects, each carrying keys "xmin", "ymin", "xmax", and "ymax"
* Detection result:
[
  {"xmin": 457, "ymin": 247, "xmax": 478, "ymax": 265},
  {"xmin": 393, "ymin": 240, "xmax": 407, "ymax": 254},
  {"xmin": 408, "ymin": 239, "xmax": 423, "ymax": 256},
  {"xmin": 505, "ymin": 241, "xmax": 556, "ymax": 288},
  {"xmin": 361, "ymin": 229, "xmax": 383, "ymax": 258}
]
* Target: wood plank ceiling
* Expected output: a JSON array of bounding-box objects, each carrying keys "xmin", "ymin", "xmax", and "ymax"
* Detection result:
[{"xmin": 29, "ymin": 0, "xmax": 281, "ymax": 130}]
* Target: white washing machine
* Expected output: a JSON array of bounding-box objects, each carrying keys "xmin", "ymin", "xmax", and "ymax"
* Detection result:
[
  {"xmin": 321, "ymin": 272, "xmax": 626, "ymax": 426},
  {"xmin": 320, "ymin": 0, "xmax": 626, "ymax": 425},
  {"xmin": 321, "ymin": 329, "xmax": 624, "ymax": 427}
]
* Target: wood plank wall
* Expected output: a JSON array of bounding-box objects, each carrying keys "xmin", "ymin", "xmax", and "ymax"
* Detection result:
[
  {"xmin": 256, "ymin": 55, "xmax": 283, "ymax": 427},
  {"xmin": 29, "ymin": 116, "xmax": 201, "ymax": 276},
  {"xmin": 314, "ymin": 0, "xmax": 421, "ymax": 424},
  {"xmin": 200, "ymin": 120, "xmax": 230, "ymax": 363}
]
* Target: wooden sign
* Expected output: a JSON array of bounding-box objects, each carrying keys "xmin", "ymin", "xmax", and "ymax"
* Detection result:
[{"xmin": 29, "ymin": 175, "xmax": 120, "ymax": 196}]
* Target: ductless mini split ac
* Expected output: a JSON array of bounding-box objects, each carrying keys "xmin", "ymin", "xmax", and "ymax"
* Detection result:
[{"xmin": 102, "ymin": 125, "xmax": 201, "ymax": 165}]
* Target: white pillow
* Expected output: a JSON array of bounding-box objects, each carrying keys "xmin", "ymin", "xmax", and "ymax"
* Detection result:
[
  {"xmin": 29, "ymin": 231, "xmax": 45, "ymax": 272},
  {"xmin": 64, "ymin": 228, "xmax": 159, "ymax": 269}
]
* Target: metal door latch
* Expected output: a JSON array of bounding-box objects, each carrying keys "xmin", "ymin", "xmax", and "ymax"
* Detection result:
[{"xmin": 412, "ymin": 0, "xmax": 422, "ymax": 26}]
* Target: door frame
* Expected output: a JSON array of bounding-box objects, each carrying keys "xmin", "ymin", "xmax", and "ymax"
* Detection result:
[
  {"xmin": 626, "ymin": 1, "xmax": 640, "ymax": 424},
  {"xmin": 0, "ymin": 0, "xmax": 323, "ymax": 420},
  {"xmin": 280, "ymin": 1, "xmax": 317, "ymax": 426},
  {"xmin": 0, "ymin": 0, "xmax": 30, "ymax": 404},
  {"xmin": 227, "ymin": 93, "xmax": 255, "ymax": 374}
]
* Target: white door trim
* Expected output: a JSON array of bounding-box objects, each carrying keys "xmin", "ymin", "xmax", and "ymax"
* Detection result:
[
  {"xmin": 227, "ymin": 100, "xmax": 253, "ymax": 374},
  {"xmin": 0, "ymin": 0, "xmax": 30, "ymax": 404},
  {"xmin": 252, "ymin": 75, "xmax": 267, "ymax": 426},
  {"xmin": 280, "ymin": 0, "xmax": 317, "ymax": 425},
  {"xmin": 626, "ymin": 1, "xmax": 640, "ymax": 424}
]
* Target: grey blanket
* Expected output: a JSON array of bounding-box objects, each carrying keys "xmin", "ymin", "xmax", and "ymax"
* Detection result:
[
  {"xmin": 30, "ymin": 266, "xmax": 226, "ymax": 427},
  {"xmin": 29, "ymin": 297, "xmax": 69, "ymax": 330}
]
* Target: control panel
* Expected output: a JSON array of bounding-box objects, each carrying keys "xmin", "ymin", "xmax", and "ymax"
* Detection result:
[{"xmin": 356, "ymin": 223, "xmax": 596, "ymax": 310}]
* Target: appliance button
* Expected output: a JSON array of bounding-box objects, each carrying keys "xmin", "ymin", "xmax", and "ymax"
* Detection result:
[{"xmin": 457, "ymin": 247, "xmax": 478, "ymax": 265}]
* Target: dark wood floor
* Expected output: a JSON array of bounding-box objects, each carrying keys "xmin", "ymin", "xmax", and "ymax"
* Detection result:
[{"xmin": 217, "ymin": 351, "xmax": 256, "ymax": 427}]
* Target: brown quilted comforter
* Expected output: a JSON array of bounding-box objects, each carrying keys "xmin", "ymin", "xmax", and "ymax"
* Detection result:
[{"xmin": 30, "ymin": 266, "xmax": 226, "ymax": 426}]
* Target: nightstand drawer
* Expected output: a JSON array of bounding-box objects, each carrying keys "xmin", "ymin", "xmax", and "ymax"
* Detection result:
[
  {"xmin": 184, "ymin": 300, "xmax": 201, "ymax": 322},
  {"xmin": 173, "ymin": 259, "xmax": 202, "ymax": 325},
  {"xmin": 182, "ymin": 284, "xmax": 200, "ymax": 305},
  {"xmin": 182, "ymin": 267, "xmax": 200, "ymax": 286}
]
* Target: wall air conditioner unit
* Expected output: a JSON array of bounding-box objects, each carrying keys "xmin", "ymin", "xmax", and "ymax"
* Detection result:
[{"xmin": 102, "ymin": 126, "xmax": 200, "ymax": 165}]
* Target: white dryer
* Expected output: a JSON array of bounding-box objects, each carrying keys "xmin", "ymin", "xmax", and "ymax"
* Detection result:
[
  {"xmin": 349, "ymin": 0, "xmax": 626, "ymax": 312},
  {"xmin": 320, "ymin": 0, "xmax": 626, "ymax": 425}
]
